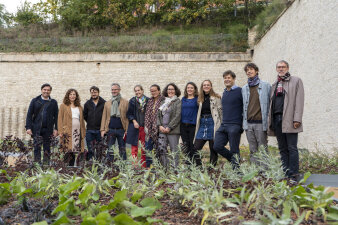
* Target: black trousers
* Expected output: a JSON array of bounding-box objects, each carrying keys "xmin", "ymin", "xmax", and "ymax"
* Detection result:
[
  {"xmin": 273, "ymin": 114, "xmax": 299, "ymax": 178},
  {"xmin": 194, "ymin": 139, "xmax": 218, "ymax": 166},
  {"xmin": 213, "ymin": 124, "xmax": 242, "ymax": 169},
  {"xmin": 180, "ymin": 123, "xmax": 196, "ymax": 163},
  {"xmin": 33, "ymin": 128, "xmax": 51, "ymax": 164}
]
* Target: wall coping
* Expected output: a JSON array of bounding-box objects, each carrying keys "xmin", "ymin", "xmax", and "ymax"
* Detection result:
[{"xmin": 0, "ymin": 52, "xmax": 251, "ymax": 62}]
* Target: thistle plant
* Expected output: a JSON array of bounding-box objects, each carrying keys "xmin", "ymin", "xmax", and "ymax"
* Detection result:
[{"xmin": 82, "ymin": 161, "xmax": 111, "ymax": 195}]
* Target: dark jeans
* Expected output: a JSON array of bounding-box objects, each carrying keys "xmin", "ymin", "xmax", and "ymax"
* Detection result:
[
  {"xmin": 107, "ymin": 128, "xmax": 127, "ymax": 161},
  {"xmin": 180, "ymin": 123, "xmax": 196, "ymax": 163},
  {"xmin": 33, "ymin": 128, "xmax": 51, "ymax": 164},
  {"xmin": 145, "ymin": 137, "xmax": 156, "ymax": 168},
  {"xmin": 273, "ymin": 114, "xmax": 299, "ymax": 177},
  {"xmin": 213, "ymin": 124, "xmax": 242, "ymax": 169},
  {"xmin": 86, "ymin": 130, "xmax": 101, "ymax": 160},
  {"xmin": 194, "ymin": 139, "xmax": 217, "ymax": 166}
]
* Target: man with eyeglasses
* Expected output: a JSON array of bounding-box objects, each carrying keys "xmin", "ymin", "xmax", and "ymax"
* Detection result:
[
  {"xmin": 100, "ymin": 83, "xmax": 129, "ymax": 161},
  {"xmin": 268, "ymin": 60, "xmax": 304, "ymax": 182}
]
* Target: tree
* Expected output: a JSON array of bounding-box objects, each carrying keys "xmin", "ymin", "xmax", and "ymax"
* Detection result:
[
  {"xmin": 14, "ymin": 1, "xmax": 43, "ymax": 26},
  {"xmin": 103, "ymin": 0, "xmax": 148, "ymax": 30},
  {"xmin": 58, "ymin": 0, "xmax": 111, "ymax": 31},
  {"xmin": 33, "ymin": 0, "xmax": 62, "ymax": 23},
  {"xmin": 0, "ymin": 3, "xmax": 10, "ymax": 27}
]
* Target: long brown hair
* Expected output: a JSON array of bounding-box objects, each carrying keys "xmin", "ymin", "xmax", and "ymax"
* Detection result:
[
  {"xmin": 63, "ymin": 88, "xmax": 81, "ymax": 107},
  {"xmin": 184, "ymin": 82, "xmax": 198, "ymax": 98},
  {"xmin": 197, "ymin": 80, "xmax": 220, "ymax": 104}
]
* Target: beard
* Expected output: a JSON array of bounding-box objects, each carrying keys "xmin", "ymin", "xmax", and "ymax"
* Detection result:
[{"xmin": 91, "ymin": 96, "xmax": 99, "ymax": 100}]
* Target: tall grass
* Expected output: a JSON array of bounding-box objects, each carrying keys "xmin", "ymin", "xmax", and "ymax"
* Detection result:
[
  {"xmin": 254, "ymin": 0, "xmax": 288, "ymax": 41},
  {"xmin": 0, "ymin": 24, "xmax": 248, "ymax": 52}
]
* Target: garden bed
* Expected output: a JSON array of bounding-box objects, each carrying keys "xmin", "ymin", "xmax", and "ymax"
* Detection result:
[{"xmin": 0, "ymin": 135, "xmax": 337, "ymax": 224}]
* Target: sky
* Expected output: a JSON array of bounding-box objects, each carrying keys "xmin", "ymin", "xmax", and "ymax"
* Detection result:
[{"xmin": 1, "ymin": 0, "xmax": 40, "ymax": 14}]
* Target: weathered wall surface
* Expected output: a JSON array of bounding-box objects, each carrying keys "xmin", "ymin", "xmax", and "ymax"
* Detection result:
[
  {"xmin": 0, "ymin": 52, "xmax": 250, "ymax": 140},
  {"xmin": 253, "ymin": 0, "xmax": 338, "ymax": 152}
]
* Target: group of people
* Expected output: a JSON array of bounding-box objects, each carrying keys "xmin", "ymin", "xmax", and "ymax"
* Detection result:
[{"xmin": 25, "ymin": 60, "xmax": 304, "ymax": 181}]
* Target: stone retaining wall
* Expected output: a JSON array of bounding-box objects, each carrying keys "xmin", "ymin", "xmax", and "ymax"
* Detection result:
[{"xmin": 0, "ymin": 52, "xmax": 250, "ymax": 140}]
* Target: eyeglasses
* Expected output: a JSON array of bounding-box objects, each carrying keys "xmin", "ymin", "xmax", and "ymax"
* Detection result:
[
  {"xmin": 111, "ymin": 89, "xmax": 120, "ymax": 91},
  {"xmin": 277, "ymin": 66, "xmax": 287, "ymax": 69}
]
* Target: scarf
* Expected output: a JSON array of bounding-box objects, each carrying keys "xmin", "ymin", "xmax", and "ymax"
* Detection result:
[
  {"xmin": 248, "ymin": 74, "xmax": 260, "ymax": 87},
  {"xmin": 110, "ymin": 94, "xmax": 121, "ymax": 117},
  {"xmin": 136, "ymin": 96, "xmax": 146, "ymax": 112},
  {"xmin": 276, "ymin": 72, "xmax": 291, "ymax": 96},
  {"xmin": 159, "ymin": 95, "xmax": 177, "ymax": 115},
  {"xmin": 144, "ymin": 96, "xmax": 165, "ymax": 141}
]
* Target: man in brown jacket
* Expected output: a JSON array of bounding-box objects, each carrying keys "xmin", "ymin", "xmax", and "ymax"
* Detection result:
[
  {"xmin": 268, "ymin": 60, "xmax": 304, "ymax": 181},
  {"xmin": 101, "ymin": 83, "xmax": 129, "ymax": 161}
]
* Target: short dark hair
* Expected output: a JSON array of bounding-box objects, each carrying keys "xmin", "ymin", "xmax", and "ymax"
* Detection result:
[
  {"xmin": 150, "ymin": 84, "xmax": 160, "ymax": 91},
  {"xmin": 223, "ymin": 70, "xmax": 236, "ymax": 79},
  {"xmin": 90, "ymin": 86, "xmax": 99, "ymax": 93},
  {"xmin": 184, "ymin": 82, "xmax": 198, "ymax": 98},
  {"xmin": 162, "ymin": 83, "xmax": 181, "ymax": 97},
  {"xmin": 244, "ymin": 63, "xmax": 259, "ymax": 72},
  {"xmin": 41, "ymin": 83, "xmax": 52, "ymax": 90}
]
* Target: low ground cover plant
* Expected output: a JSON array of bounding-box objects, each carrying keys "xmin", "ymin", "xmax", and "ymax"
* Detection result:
[{"xmin": 0, "ymin": 135, "xmax": 337, "ymax": 224}]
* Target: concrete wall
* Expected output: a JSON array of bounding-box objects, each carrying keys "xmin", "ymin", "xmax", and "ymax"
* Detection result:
[
  {"xmin": 253, "ymin": 0, "xmax": 338, "ymax": 152},
  {"xmin": 0, "ymin": 52, "xmax": 250, "ymax": 140}
]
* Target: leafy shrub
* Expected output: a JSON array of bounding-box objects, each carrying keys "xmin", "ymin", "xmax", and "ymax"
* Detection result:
[
  {"xmin": 14, "ymin": 1, "xmax": 43, "ymax": 27},
  {"xmin": 254, "ymin": 0, "xmax": 287, "ymax": 41}
]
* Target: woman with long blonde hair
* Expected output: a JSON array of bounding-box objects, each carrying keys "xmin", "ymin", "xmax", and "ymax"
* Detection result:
[{"xmin": 193, "ymin": 80, "xmax": 222, "ymax": 166}]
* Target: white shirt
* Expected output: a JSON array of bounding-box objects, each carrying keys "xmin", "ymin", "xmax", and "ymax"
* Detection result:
[{"xmin": 71, "ymin": 107, "xmax": 80, "ymax": 119}]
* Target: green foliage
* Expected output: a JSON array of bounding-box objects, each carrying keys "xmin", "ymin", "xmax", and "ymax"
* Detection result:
[
  {"xmin": 0, "ymin": 0, "xmax": 268, "ymax": 52},
  {"xmin": 14, "ymin": 1, "xmax": 43, "ymax": 26},
  {"xmin": 33, "ymin": 0, "xmax": 61, "ymax": 23},
  {"xmin": 299, "ymin": 149, "xmax": 338, "ymax": 174},
  {"xmin": 4, "ymin": 0, "xmax": 265, "ymax": 32},
  {"xmin": 25, "ymin": 166, "xmax": 68, "ymax": 199},
  {"xmin": 0, "ymin": 143, "xmax": 336, "ymax": 224},
  {"xmin": 0, "ymin": 182, "xmax": 11, "ymax": 205},
  {"xmin": 58, "ymin": 0, "xmax": 111, "ymax": 31},
  {"xmin": 254, "ymin": 0, "xmax": 287, "ymax": 41},
  {"xmin": 31, "ymin": 221, "xmax": 48, "ymax": 225},
  {"xmin": 0, "ymin": 3, "xmax": 10, "ymax": 27}
]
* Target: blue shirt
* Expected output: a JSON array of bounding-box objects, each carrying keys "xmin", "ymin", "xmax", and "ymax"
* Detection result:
[
  {"xmin": 181, "ymin": 97, "xmax": 198, "ymax": 124},
  {"xmin": 224, "ymin": 85, "xmax": 238, "ymax": 92}
]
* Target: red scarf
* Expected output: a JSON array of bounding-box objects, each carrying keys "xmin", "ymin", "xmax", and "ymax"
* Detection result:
[{"xmin": 276, "ymin": 72, "xmax": 290, "ymax": 96}]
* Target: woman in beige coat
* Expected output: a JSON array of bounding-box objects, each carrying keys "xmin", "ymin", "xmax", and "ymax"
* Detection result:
[
  {"xmin": 194, "ymin": 80, "xmax": 222, "ymax": 166},
  {"xmin": 58, "ymin": 88, "xmax": 85, "ymax": 165}
]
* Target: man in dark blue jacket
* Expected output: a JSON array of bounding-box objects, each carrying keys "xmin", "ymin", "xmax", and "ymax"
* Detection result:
[
  {"xmin": 214, "ymin": 70, "xmax": 243, "ymax": 169},
  {"xmin": 26, "ymin": 83, "xmax": 58, "ymax": 164},
  {"xmin": 83, "ymin": 86, "xmax": 106, "ymax": 160}
]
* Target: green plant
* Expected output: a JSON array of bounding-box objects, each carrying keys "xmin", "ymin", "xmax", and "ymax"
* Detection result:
[
  {"xmin": 25, "ymin": 167, "xmax": 69, "ymax": 199},
  {"xmin": 299, "ymin": 149, "xmax": 338, "ymax": 174},
  {"xmin": 82, "ymin": 162, "xmax": 112, "ymax": 195},
  {"xmin": 254, "ymin": 0, "xmax": 287, "ymax": 41},
  {"xmin": 14, "ymin": 1, "xmax": 43, "ymax": 26},
  {"xmin": 0, "ymin": 182, "xmax": 11, "ymax": 205}
]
